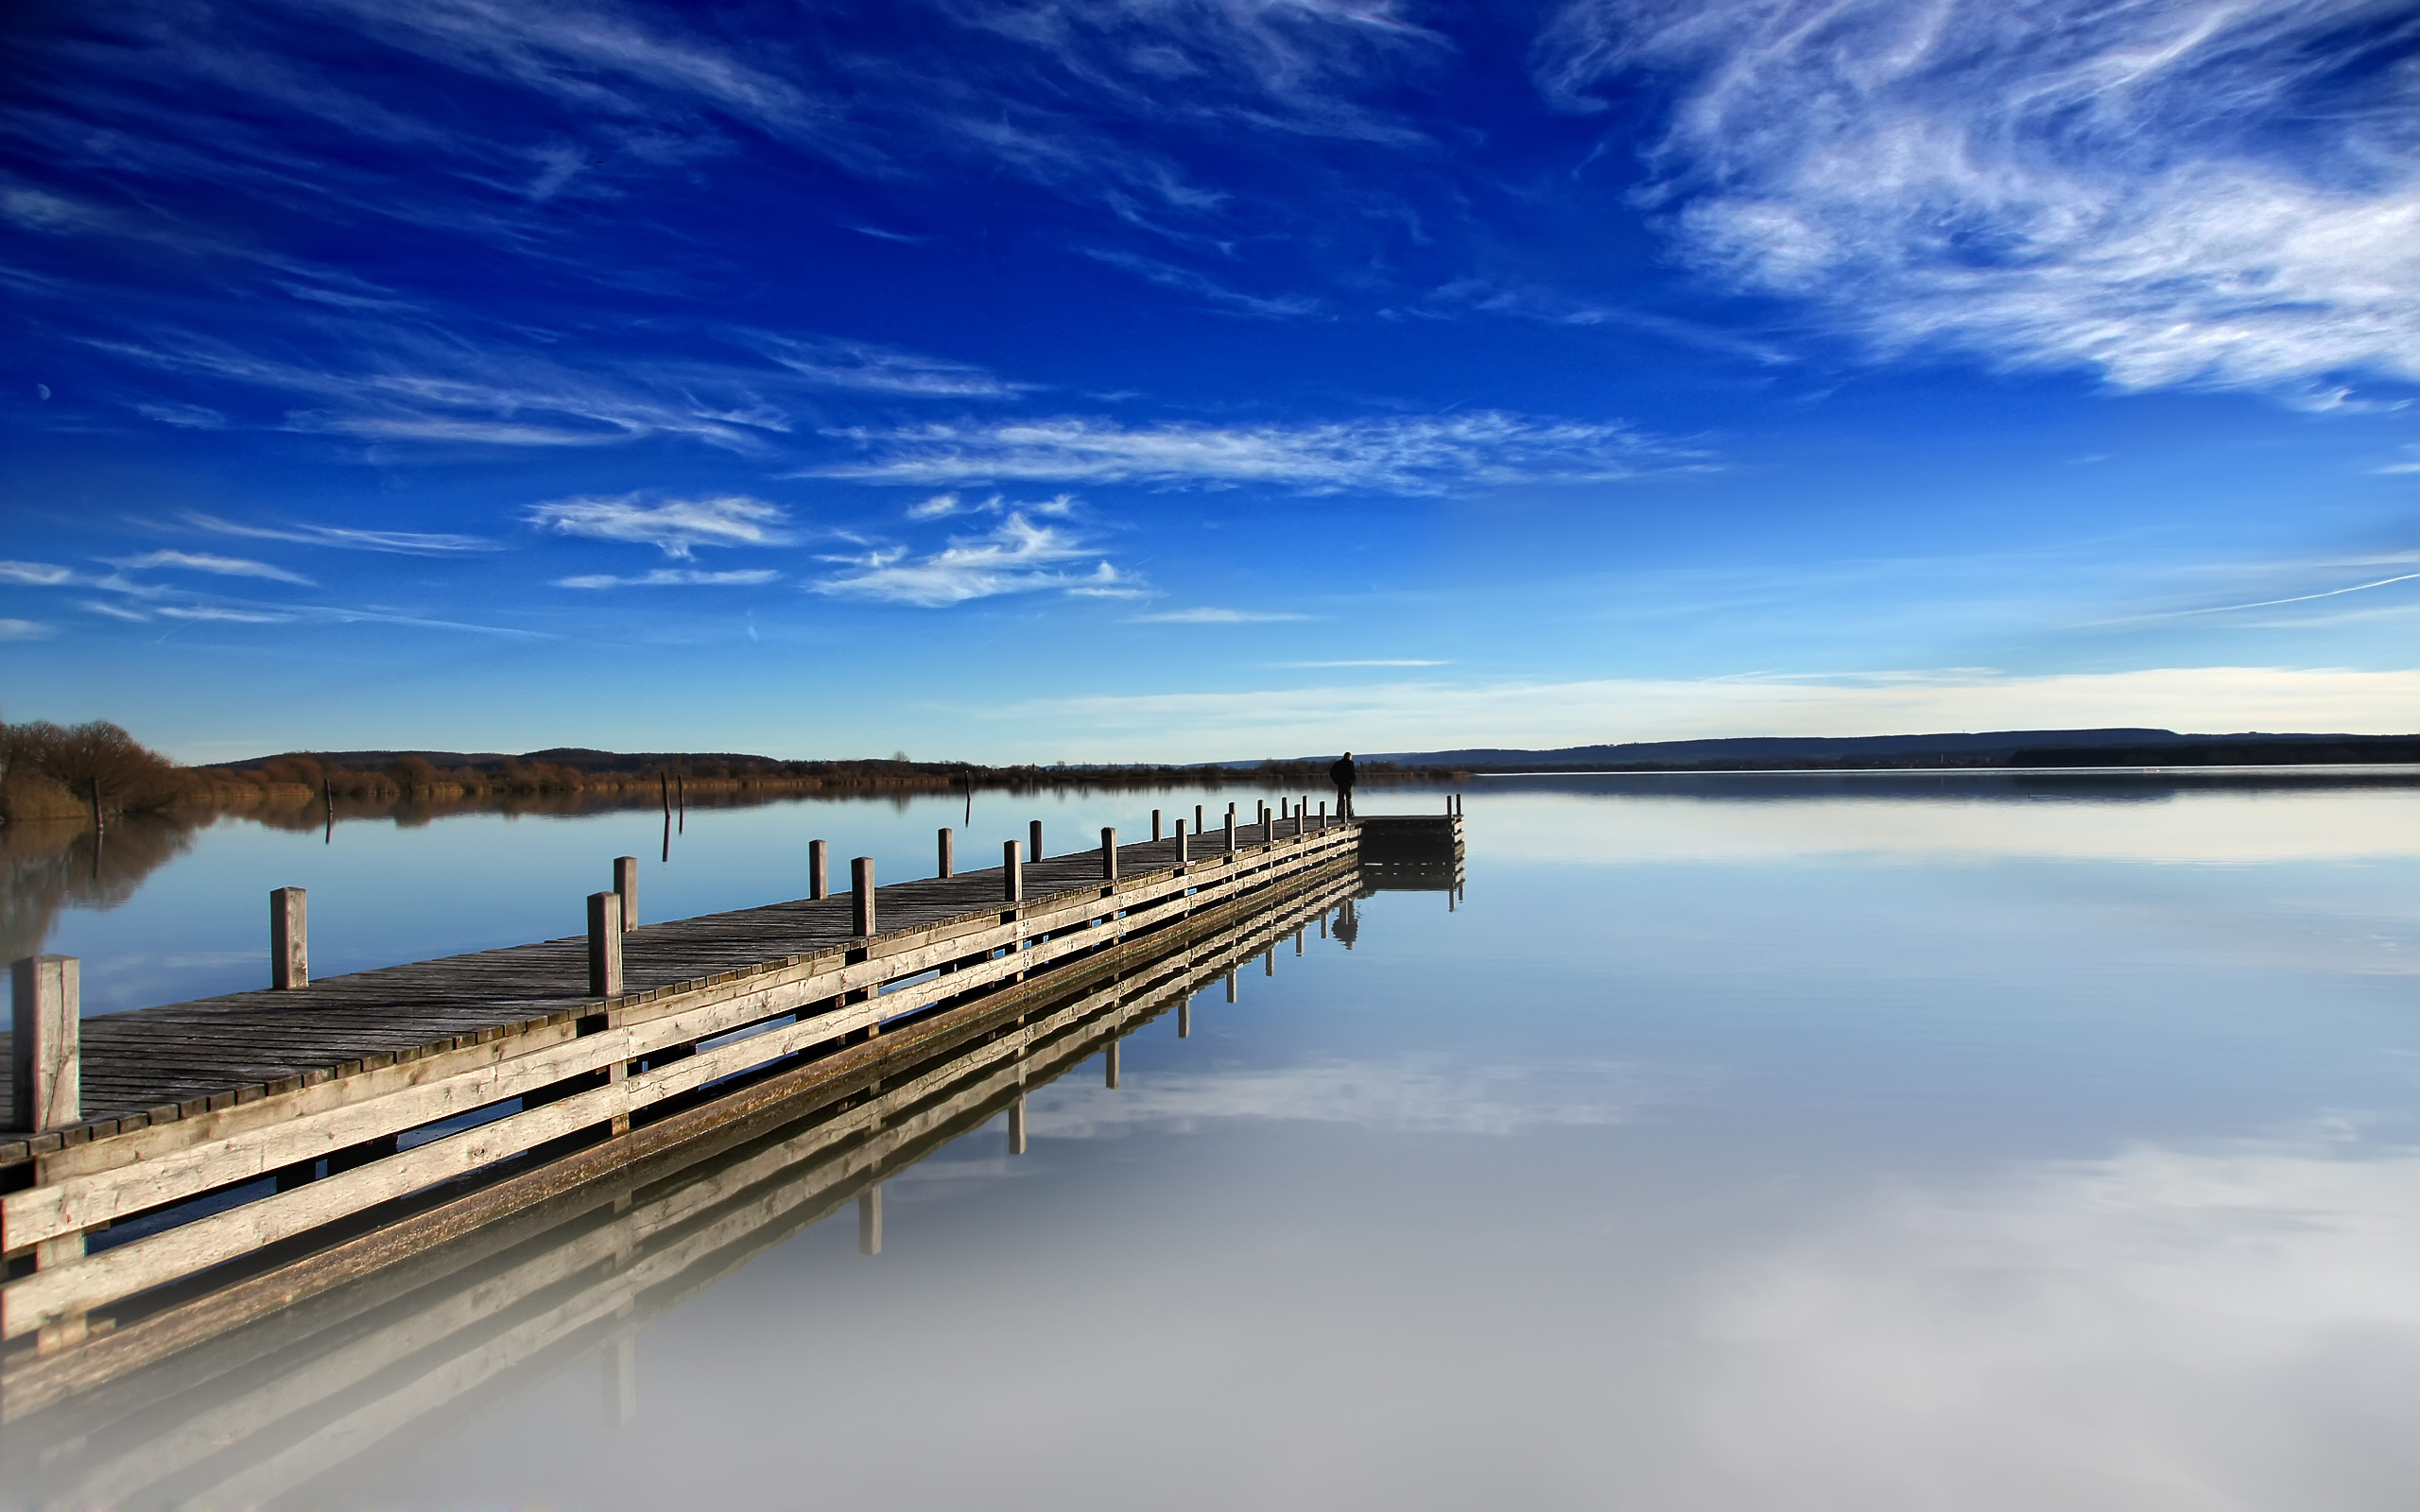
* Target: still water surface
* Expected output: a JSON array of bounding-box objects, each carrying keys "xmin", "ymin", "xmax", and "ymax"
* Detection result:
[{"xmin": 14, "ymin": 774, "xmax": 2420, "ymax": 1508}]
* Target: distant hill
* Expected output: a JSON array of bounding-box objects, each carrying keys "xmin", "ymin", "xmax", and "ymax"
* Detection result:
[{"xmin": 1353, "ymin": 729, "xmax": 2420, "ymax": 771}]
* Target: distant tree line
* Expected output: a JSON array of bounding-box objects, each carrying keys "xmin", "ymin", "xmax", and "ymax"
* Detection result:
[{"xmin": 0, "ymin": 720, "xmax": 1459, "ymax": 826}]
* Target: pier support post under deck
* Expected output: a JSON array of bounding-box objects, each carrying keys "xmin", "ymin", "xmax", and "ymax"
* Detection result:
[
  {"xmin": 11, "ymin": 954, "xmax": 79, "ymax": 1134},
  {"xmin": 271, "ymin": 886, "xmax": 307, "ymax": 989},
  {"xmin": 938, "ymin": 827, "xmax": 955, "ymax": 879},
  {"xmin": 852, "ymin": 857, "xmax": 877, "ymax": 936},
  {"xmin": 809, "ymin": 839, "xmax": 829, "ymax": 900},
  {"xmin": 588, "ymin": 892, "xmax": 624, "ymax": 997},
  {"xmin": 614, "ymin": 856, "xmax": 638, "ymax": 931}
]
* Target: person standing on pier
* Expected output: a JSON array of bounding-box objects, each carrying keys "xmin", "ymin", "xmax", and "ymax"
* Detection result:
[{"xmin": 1329, "ymin": 750, "xmax": 1357, "ymax": 818}]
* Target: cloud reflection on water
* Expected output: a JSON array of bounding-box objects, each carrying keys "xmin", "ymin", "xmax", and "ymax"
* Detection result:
[
  {"xmin": 1478, "ymin": 780, "xmax": 2420, "ymax": 865},
  {"xmin": 1688, "ymin": 1133, "xmax": 2420, "ymax": 1508}
]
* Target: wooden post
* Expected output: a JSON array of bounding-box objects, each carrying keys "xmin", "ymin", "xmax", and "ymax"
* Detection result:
[
  {"xmin": 1295, "ymin": 927, "xmax": 1305, "ymax": 955},
  {"xmin": 1195, "ymin": 803, "xmax": 1204, "ymax": 833},
  {"xmin": 1319, "ymin": 800, "xmax": 1327, "ymax": 827},
  {"xmin": 938, "ymin": 827, "xmax": 955, "ymax": 879},
  {"xmin": 1002, "ymin": 839, "xmax": 1022, "ymax": 902},
  {"xmin": 1104, "ymin": 1041, "xmax": 1119, "ymax": 1089},
  {"xmin": 1174, "ymin": 819, "xmax": 1188, "ymax": 866},
  {"xmin": 1178, "ymin": 998, "xmax": 1191, "ymax": 1038},
  {"xmin": 809, "ymin": 839, "xmax": 829, "ymax": 900},
  {"xmin": 858, "ymin": 1186, "xmax": 882, "ymax": 1255},
  {"xmin": 90, "ymin": 779, "xmax": 104, "ymax": 841},
  {"xmin": 1008, "ymin": 1093, "xmax": 1027, "ymax": 1155},
  {"xmin": 1100, "ymin": 827, "xmax": 1118, "ymax": 881},
  {"xmin": 1151, "ymin": 808, "xmax": 1163, "ymax": 842},
  {"xmin": 1265, "ymin": 946, "xmax": 1275, "ymax": 976},
  {"xmin": 1223, "ymin": 810, "xmax": 1236, "ymax": 853},
  {"xmin": 1224, "ymin": 969, "xmax": 1237, "ymax": 1003},
  {"xmin": 11, "ymin": 954, "xmax": 78, "ymax": 1133},
  {"xmin": 614, "ymin": 856, "xmax": 638, "ymax": 931},
  {"xmin": 852, "ymin": 856, "xmax": 876, "ymax": 936},
  {"xmin": 588, "ymin": 892, "xmax": 623, "ymax": 997},
  {"xmin": 270, "ymin": 886, "xmax": 308, "ymax": 989},
  {"xmin": 1029, "ymin": 818, "xmax": 1044, "ymax": 865}
]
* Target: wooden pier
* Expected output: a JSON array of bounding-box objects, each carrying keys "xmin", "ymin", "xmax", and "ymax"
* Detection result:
[
  {"xmin": 0, "ymin": 865, "xmax": 1358, "ymax": 1504},
  {"xmin": 3, "ymin": 800, "xmax": 1462, "ymax": 1399}
]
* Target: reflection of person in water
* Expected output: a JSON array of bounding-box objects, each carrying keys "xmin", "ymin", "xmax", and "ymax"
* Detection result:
[{"xmin": 1332, "ymin": 898, "xmax": 1358, "ymax": 950}]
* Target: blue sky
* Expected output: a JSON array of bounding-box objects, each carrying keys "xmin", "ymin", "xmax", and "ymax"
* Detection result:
[{"xmin": 3, "ymin": 0, "xmax": 2416, "ymax": 763}]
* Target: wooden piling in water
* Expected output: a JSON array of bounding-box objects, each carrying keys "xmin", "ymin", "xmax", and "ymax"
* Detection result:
[
  {"xmin": 1174, "ymin": 819, "xmax": 1188, "ymax": 866},
  {"xmin": 1003, "ymin": 840, "xmax": 1022, "ymax": 902},
  {"xmin": 937, "ymin": 828, "xmax": 955, "ymax": 880},
  {"xmin": 614, "ymin": 857, "xmax": 638, "ymax": 932},
  {"xmin": 587, "ymin": 893, "xmax": 623, "ymax": 997},
  {"xmin": 852, "ymin": 857, "xmax": 877, "ymax": 936},
  {"xmin": 1029, "ymin": 819, "xmax": 1044, "ymax": 866},
  {"xmin": 809, "ymin": 839, "xmax": 829, "ymax": 900},
  {"xmin": 1100, "ymin": 828, "xmax": 1118, "ymax": 882},
  {"xmin": 1151, "ymin": 809, "xmax": 1163, "ymax": 841},
  {"xmin": 270, "ymin": 888, "xmax": 307, "ymax": 990},
  {"xmin": 10, "ymin": 955, "xmax": 78, "ymax": 1134}
]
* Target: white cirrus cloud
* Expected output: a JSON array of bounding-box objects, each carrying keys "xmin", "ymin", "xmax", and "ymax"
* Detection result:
[
  {"xmin": 155, "ymin": 605, "xmax": 292, "ymax": 624},
  {"xmin": 555, "ymin": 568, "xmax": 783, "ymax": 590},
  {"xmin": 740, "ymin": 333, "xmax": 1035, "ymax": 398},
  {"xmin": 817, "ymin": 512, "xmax": 1136, "ymax": 607},
  {"xmin": 0, "ymin": 618, "xmax": 55, "ymax": 640},
  {"xmin": 82, "ymin": 600, "xmax": 149, "ymax": 623},
  {"xmin": 0, "ymin": 560, "xmax": 77, "ymax": 586},
  {"xmin": 108, "ymin": 549, "xmax": 313, "ymax": 584},
  {"xmin": 1134, "ymin": 607, "xmax": 1313, "ymax": 624},
  {"xmin": 526, "ymin": 493, "xmax": 792, "ymax": 558},
  {"xmin": 816, "ymin": 412, "xmax": 1694, "ymax": 493},
  {"xmin": 183, "ymin": 512, "xmax": 502, "ymax": 555},
  {"xmin": 1539, "ymin": 0, "xmax": 2420, "ymax": 394}
]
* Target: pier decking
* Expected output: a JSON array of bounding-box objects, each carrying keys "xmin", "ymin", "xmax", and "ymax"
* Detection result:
[{"xmin": 3, "ymin": 806, "xmax": 1461, "ymax": 1381}]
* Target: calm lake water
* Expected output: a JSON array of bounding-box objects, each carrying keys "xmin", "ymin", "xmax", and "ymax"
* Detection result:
[{"xmin": 11, "ymin": 772, "xmax": 2420, "ymax": 1509}]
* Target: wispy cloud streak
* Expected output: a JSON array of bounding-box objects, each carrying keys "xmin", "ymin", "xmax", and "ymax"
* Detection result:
[
  {"xmin": 1540, "ymin": 0, "xmax": 2420, "ymax": 393},
  {"xmin": 819, "ymin": 413, "xmax": 1696, "ymax": 493}
]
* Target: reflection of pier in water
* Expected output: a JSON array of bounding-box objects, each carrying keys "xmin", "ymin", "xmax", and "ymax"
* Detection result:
[{"xmin": 0, "ymin": 866, "xmax": 1370, "ymax": 1509}]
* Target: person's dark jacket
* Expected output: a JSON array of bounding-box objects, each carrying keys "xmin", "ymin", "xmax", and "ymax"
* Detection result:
[{"xmin": 1329, "ymin": 756, "xmax": 1357, "ymax": 789}]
